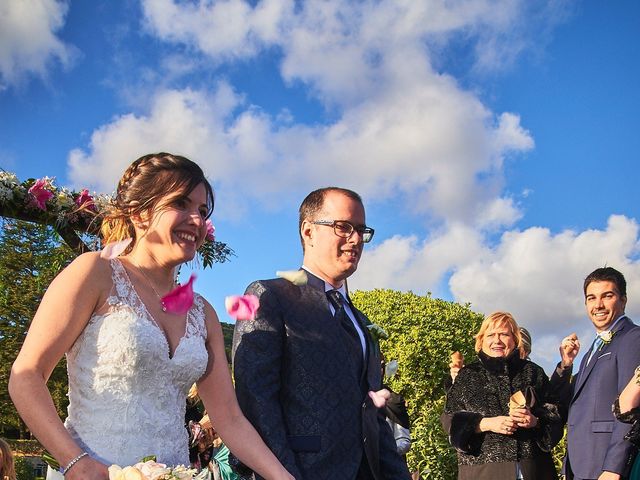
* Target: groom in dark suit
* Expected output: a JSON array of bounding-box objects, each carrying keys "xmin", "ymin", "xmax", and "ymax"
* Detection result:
[
  {"xmin": 563, "ymin": 267, "xmax": 640, "ymax": 480},
  {"xmin": 232, "ymin": 187, "xmax": 410, "ymax": 480}
]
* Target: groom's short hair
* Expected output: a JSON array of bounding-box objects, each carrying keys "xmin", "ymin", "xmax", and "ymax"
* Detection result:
[
  {"xmin": 583, "ymin": 267, "xmax": 627, "ymax": 298},
  {"xmin": 298, "ymin": 187, "xmax": 363, "ymax": 251}
]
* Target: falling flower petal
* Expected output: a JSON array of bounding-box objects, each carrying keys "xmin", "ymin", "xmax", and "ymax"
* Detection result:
[
  {"xmin": 205, "ymin": 219, "xmax": 216, "ymax": 242},
  {"xmin": 367, "ymin": 323, "xmax": 389, "ymax": 341},
  {"xmin": 28, "ymin": 178, "xmax": 54, "ymax": 210},
  {"xmin": 100, "ymin": 238, "xmax": 133, "ymax": 259},
  {"xmin": 384, "ymin": 359, "xmax": 399, "ymax": 379},
  {"xmin": 162, "ymin": 274, "xmax": 196, "ymax": 314},
  {"xmin": 276, "ymin": 269, "xmax": 308, "ymax": 286},
  {"xmin": 368, "ymin": 389, "xmax": 391, "ymax": 409},
  {"xmin": 225, "ymin": 294, "xmax": 260, "ymax": 320}
]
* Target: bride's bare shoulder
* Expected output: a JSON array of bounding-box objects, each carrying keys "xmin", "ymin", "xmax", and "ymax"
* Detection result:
[{"xmin": 55, "ymin": 251, "xmax": 115, "ymax": 289}]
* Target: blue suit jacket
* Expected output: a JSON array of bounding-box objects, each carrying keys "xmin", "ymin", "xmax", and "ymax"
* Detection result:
[
  {"xmin": 566, "ymin": 316, "xmax": 640, "ymax": 479},
  {"xmin": 232, "ymin": 271, "xmax": 410, "ymax": 480}
]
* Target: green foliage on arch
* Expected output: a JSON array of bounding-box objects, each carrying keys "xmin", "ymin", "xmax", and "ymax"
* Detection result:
[{"xmin": 351, "ymin": 289, "xmax": 484, "ymax": 480}]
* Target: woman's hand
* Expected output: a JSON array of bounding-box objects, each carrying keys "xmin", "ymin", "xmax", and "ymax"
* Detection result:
[
  {"xmin": 479, "ymin": 415, "xmax": 518, "ymax": 435},
  {"xmin": 510, "ymin": 407, "xmax": 538, "ymax": 429},
  {"xmin": 65, "ymin": 456, "xmax": 109, "ymax": 480}
]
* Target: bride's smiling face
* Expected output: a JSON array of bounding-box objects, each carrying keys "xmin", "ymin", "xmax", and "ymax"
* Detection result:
[{"xmin": 138, "ymin": 183, "xmax": 209, "ymax": 264}]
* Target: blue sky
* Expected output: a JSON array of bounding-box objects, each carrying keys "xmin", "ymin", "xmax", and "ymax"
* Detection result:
[{"xmin": 1, "ymin": 0, "xmax": 639, "ymax": 373}]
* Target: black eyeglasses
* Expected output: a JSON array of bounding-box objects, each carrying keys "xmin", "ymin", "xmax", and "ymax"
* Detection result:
[{"xmin": 311, "ymin": 220, "xmax": 375, "ymax": 243}]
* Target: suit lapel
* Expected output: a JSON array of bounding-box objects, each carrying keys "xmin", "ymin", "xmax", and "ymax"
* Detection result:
[
  {"xmin": 573, "ymin": 344, "xmax": 598, "ymax": 398},
  {"xmin": 349, "ymin": 301, "xmax": 378, "ymax": 388},
  {"xmin": 573, "ymin": 316, "xmax": 630, "ymax": 401}
]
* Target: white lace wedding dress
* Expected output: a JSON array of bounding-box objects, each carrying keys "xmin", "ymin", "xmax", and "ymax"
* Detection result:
[{"xmin": 47, "ymin": 259, "xmax": 208, "ymax": 478}]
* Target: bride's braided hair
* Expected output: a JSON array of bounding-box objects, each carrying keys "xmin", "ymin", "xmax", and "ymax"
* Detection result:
[{"xmin": 101, "ymin": 153, "xmax": 214, "ymax": 253}]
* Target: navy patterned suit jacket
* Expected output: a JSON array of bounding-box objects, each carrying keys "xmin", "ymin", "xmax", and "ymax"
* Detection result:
[
  {"xmin": 232, "ymin": 271, "xmax": 410, "ymax": 480},
  {"xmin": 566, "ymin": 316, "xmax": 640, "ymax": 479}
]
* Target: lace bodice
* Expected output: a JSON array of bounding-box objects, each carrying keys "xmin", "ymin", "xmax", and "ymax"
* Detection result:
[{"xmin": 62, "ymin": 259, "xmax": 208, "ymax": 467}]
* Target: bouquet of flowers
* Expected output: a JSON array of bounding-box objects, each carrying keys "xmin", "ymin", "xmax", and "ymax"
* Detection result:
[{"xmin": 108, "ymin": 460, "xmax": 210, "ymax": 480}]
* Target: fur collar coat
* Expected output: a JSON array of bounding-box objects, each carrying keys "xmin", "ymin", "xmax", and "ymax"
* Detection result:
[{"xmin": 444, "ymin": 349, "xmax": 563, "ymax": 480}]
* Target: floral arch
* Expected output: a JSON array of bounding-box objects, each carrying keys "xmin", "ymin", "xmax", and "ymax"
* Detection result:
[{"xmin": 0, "ymin": 172, "xmax": 231, "ymax": 267}]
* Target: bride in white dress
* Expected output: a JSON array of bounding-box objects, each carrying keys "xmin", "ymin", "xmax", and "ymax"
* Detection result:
[{"xmin": 9, "ymin": 153, "xmax": 294, "ymax": 480}]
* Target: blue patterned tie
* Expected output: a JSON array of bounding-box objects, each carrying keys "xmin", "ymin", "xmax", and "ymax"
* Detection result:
[{"xmin": 326, "ymin": 290, "xmax": 363, "ymax": 375}]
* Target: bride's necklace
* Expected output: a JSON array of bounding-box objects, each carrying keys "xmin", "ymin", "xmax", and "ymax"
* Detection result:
[{"xmin": 135, "ymin": 264, "xmax": 173, "ymax": 313}]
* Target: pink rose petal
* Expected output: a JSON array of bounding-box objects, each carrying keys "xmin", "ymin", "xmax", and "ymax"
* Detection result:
[
  {"xmin": 161, "ymin": 274, "xmax": 196, "ymax": 314},
  {"xmin": 205, "ymin": 219, "xmax": 215, "ymax": 242},
  {"xmin": 28, "ymin": 179, "xmax": 54, "ymax": 210},
  {"xmin": 368, "ymin": 389, "xmax": 391, "ymax": 409},
  {"xmin": 225, "ymin": 294, "xmax": 259, "ymax": 320},
  {"xmin": 100, "ymin": 238, "xmax": 133, "ymax": 259}
]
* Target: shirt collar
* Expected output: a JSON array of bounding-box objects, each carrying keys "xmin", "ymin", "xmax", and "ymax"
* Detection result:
[
  {"xmin": 597, "ymin": 314, "xmax": 626, "ymax": 337},
  {"xmin": 301, "ymin": 265, "xmax": 347, "ymax": 296}
]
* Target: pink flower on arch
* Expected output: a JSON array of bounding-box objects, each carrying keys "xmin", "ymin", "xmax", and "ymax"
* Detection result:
[
  {"xmin": 161, "ymin": 274, "xmax": 196, "ymax": 315},
  {"xmin": 28, "ymin": 179, "xmax": 54, "ymax": 210},
  {"xmin": 225, "ymin": 294, "xmax": 259, "ymax": 321},
  {"xmin": 205, "ymin": 219, "xmax": 215, "ymax": 242},
  {"xmin": 75, "ymin": 188, "xmax": 96, "ymax": 211}
]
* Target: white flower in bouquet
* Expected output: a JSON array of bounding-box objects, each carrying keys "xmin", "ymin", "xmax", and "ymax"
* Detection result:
[
  {"xmin": 108, "ymin": 460, "xmax": 198, "ymax": 480},
  {"xmin": 108, "ymin": 465, "xmax": 145, "ymax": 480},
  {"xmin": 136, "ymin": 460, "xmax": 172, "ymax": 479}
]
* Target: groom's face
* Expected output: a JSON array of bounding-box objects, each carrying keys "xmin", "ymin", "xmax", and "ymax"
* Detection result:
[{"xmin": 303, "ymin": 191, "xmax": 366, "ymax": 287}]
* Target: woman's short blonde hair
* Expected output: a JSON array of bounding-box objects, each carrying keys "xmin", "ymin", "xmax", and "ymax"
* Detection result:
[{"xmin": 474, "ymin": 311, "xmax": 524, "ymax": 358}]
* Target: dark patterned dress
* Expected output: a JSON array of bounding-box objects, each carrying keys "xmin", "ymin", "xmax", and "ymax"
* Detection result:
[{"xmin": 613, "ymin": 398, "xmax": 640, "ymax": 447}]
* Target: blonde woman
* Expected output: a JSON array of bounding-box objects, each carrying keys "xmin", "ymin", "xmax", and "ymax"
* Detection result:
[
  {"xmin": 444, "ymin": 312, "xmax": 563, "ymax": 480},
  {"xmin": 9, "ymin": 153, "xmax": 294, "ymax": 480}
]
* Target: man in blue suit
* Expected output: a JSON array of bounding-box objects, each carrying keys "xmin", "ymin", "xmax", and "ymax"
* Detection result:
[
  {"xmin": 233, "ymin": 187, "xmax": 410, "ymax": 480},
  {"xmin": 563, "ymin": 267, "xmax": 640, "ymax": 479}
]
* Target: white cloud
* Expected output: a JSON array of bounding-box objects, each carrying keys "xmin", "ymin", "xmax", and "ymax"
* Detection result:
[
  {"xmin": 129, "ymin": 0, "xmax": 542, "ymax": 225},
  {"xmin": 475, "ymin": 197, "xmax": 523, "ymax": 230},
  {"xmin": 140, "ymin": 0, "xmax": 293, "ymax": 61},
  {"xmin": 67, "ymin": 73, "xmax": 532, "ymax": 226},
  {"xmin": 351, "ymin": 223, "xmax": 487, "ymax": 294},
  {"xmin": 140, "ymin": 0, "xmax": 568, "ymax": 103},
  {"xmin": 68, "ymin": 85, "xmax": 241, "ymax": 194},
  {"xmin": 0, "ymin": 0, "xmax": 75, "ymax": 89}
]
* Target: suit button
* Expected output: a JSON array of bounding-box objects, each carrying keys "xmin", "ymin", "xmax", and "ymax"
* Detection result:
[{"xmin": 363, "ymin": 436, "xmax": 367, "ymax": 444}]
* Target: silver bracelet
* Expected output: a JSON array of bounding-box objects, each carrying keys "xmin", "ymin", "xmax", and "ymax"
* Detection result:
[{"xmin": 59, "ymin": 452, "xmax": 88, "ymax": 475}]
